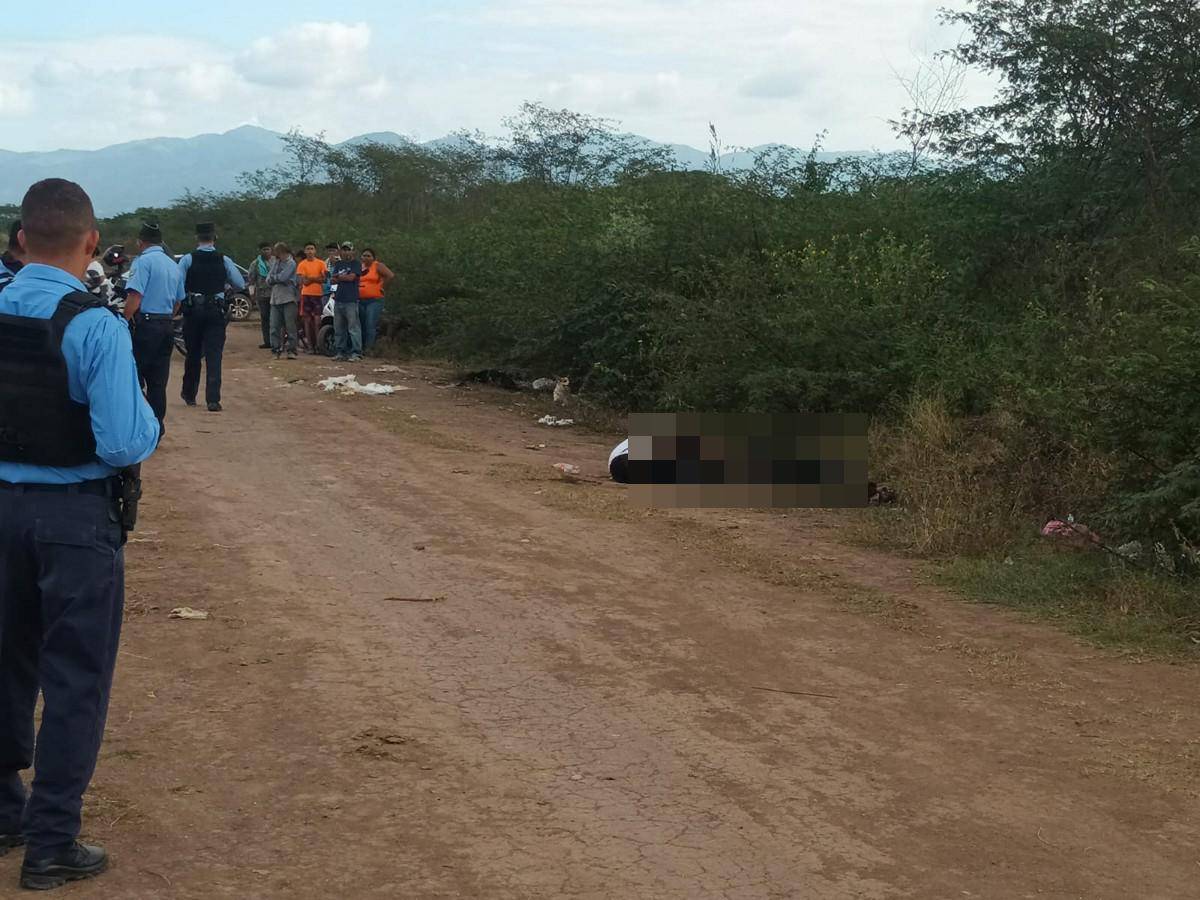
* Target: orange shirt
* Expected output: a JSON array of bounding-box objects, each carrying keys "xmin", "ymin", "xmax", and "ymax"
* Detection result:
[
  {"xmin": 360, "ymin": 262, "xmax": 385, "ymax": 300},
  {"xmin": 296, "ymin": 258, "xmax": 327, "ymax": 297}
]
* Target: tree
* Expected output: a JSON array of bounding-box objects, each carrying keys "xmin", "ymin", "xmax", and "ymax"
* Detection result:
[
  {"xmin": 915, "ymin": 0, "xmax": 1200, "ymax": 216},
  {"xmin": 497, "ymin": 102, "xmax": 674, "ymax": 187},
  {"xmin": 891, "ymin": 54, "xmax": 968, "ymax": 175},
  {"xmin": 238, "ymin": 129, "xmax": 332, "ymax": 196}
]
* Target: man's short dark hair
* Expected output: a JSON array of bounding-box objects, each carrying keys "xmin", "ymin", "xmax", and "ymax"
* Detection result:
[
  {"xmin": 325, "ymin": 242, "xmax": 338, "ymax": 250},
  {"xmin": 19, "ymin": 180, "xmax": 96, "ymax": 255},
  {"xmin": 7, "ymin": 219, "xmax": 20, "ymax": 250},
  {"xmin": 259, "ymin": 241, "xmax": 271, "ymax": 251},
  {"xmin": 362, "ymin": 247, "xmax": 376, "ymax": 256},
  {"xmin": 305, "ymin": 242, "xmax": 317, "ymax": 249}
]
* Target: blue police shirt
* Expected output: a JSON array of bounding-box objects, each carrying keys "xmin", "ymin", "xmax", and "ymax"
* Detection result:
[
  {"xmin": 0, "ymin": 264, "xmax": 160, "ymax": 484},
  {"xmin": 125, "ymin": 244, "xmax": 184, "ymax": 314},
  {"xmin": 177, "ymin": 244, "xmax": 245, "ymax": 297}
]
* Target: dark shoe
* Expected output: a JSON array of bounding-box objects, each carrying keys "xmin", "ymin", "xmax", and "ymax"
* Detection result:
[
  {"xmin": 258, "ymin": 343, "xmax": 271, "ymax": 349},
  {"xmin": 286, "ymin": 351, "xmax": 298, "ymax": 360},
  {"xmin": 207, "ymin": 402, "xmax": 222, "ymax": 413},
  {"xmin": 0, "ymin": 833, "xmax": 24, "ymax": 856},
  {"xmin": 21, "ymin": 842, "xmax": 108, "ymax": 890},
  {"xmin": 182, "ymin": 396, "xmax": 197, "ymax": 407}
]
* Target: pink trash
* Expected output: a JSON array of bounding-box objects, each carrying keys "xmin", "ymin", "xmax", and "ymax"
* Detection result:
[{"xmin": 1041, "ymin": 519, "xmax": 1102, "ymax": 548}]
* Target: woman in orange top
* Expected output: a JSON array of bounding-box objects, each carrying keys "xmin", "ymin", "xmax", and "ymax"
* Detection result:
[
  {"xmin": 358, "ymin": 248, "xmax": 395, "ymax": 352},
  {"xmin": 295, "ymin": 242, "xmax": 328, "ymax": 354}
]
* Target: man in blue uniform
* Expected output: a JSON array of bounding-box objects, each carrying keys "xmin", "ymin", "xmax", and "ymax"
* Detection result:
[
  {"xmin": 123, "ymin": 222, "xmax": 183, "ymax": 437},
  {"xmin": 177, "ymin": 223, "xmax": 245, "ymax": 412},
  {"xmin": 0, "ymin": 179, "xmax": 160, "ymax": 890}
]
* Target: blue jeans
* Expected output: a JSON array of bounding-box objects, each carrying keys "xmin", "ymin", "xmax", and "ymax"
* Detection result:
[
  {"xmin": 359, "ymin": 299, "xmax": 383, "ymax": 352},
  {"xmin": 333, "ymin": 301, "xmax": 362, "ymax": 358}
]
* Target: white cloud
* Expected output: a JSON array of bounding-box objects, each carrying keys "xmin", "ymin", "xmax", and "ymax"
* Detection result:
[
  {"xmin": 0, "ymin": 3, "xmax": 999, "ymax": 155},
  {"xmin": 0, "ymin": 84, "xmax": 32, "ymax": 115},
  {"xmin": 237, "ymin": 22, "xmax": 372, "ymax": 90},
  {"xmin": 542, "ymin": 71, "xmax": 684, "ymax": 116},
  {"xmin": 740, "ymin": 71, "xmax": 808, "ymax": 101}
]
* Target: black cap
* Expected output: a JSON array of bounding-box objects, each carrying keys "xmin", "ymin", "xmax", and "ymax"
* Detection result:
[
  {"xmin": 196, "ymin": 222, "xmax": 216, "ymax": 239},
  {"xmin": 325, "ymin": 242, "xmax": 338, "ymax": 250},
  {"xmin": 139, "ymin": 221, "xmax": 162, "ymax": 243}
]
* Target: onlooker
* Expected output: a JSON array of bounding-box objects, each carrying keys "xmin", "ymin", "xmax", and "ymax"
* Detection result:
[
  {"xmin": 296, "ymin": 242, "xmax": 327, "ymax": 354},
  {"xmin": 358, "ymin": 247, "xmax": 394, "ymax": 353},
  {"xmin": 84, "ymin": 246, "xmax": 110, "ymax": 302},
  {"xmin": 0, "ymin": 220, "xmax": 24, "ymax": 290},
  {"xmin": 246, "ymin": 242, "xmax": 273, "ymax": 349},
  {"xmin": 266, "ymin": 241, "xmax": 299, "ymax": 359},
  {"xmin": 329, "ymin": 241, "xmax": 362, "ymax": 361}
]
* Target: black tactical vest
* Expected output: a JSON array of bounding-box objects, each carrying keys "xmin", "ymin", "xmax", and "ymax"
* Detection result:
[
  {"xmin": 0, "ymin": 291, "xmax": 102, "ymax": 467},
  {"xmin": 184, "ymin": 249, "xmax": 227, "ymax": 296}
]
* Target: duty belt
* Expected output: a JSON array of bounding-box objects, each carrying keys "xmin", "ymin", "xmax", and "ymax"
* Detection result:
[
  {"xmin": 0, "ymin": 471, "xmax": 141, "ymax": 532},
  {"xmin": 0, "ymin": 477, "xmax": 119, "ymax": 497}
]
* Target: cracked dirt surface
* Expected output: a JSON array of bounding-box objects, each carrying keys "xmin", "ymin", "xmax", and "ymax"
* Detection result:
[{"xmin": 4, "ymin": 324, "xmax": 1197, "ymax": 899}]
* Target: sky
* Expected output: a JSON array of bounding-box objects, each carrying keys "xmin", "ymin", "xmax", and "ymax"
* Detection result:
[{"xmin": 0, "ymin": 0, "xmax": 994, "ymax": 154}]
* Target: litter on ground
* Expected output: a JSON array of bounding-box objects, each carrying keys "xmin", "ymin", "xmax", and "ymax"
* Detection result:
[
  {"xmin": 554, "ymin": 463, "xmax": 582, "ymax": 476},
  {"xmin": 373, "ymin": 365, "xmax": 405, "ymax": 374},
  {"xmin": 538, "ymin": 415, "xmax": 575, "ymax": 427},
  {"xmin": 531, "ymin": 378, "xmax": 557, "ymax": 392},
  {"xmin": 1041, "ymin": 519, "xmax": 1102, "ymax": 548},
  {"xmin": 318, "ymin": 374, "xmax": 408, "ymax": 396},
  {"xmin": 169, "ymin": 607, "xmax": 210, "ymax": 620}
]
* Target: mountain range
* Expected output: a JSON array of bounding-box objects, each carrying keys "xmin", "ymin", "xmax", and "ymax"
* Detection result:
[{"xmin": 0, "ymin": 125, "xmax": 862, "ymax": 217}]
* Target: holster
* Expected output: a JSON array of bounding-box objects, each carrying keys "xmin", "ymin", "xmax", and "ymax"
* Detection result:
[{"xmin": 118, "ymin": 466, "xmax": 142, "ymax": 534}]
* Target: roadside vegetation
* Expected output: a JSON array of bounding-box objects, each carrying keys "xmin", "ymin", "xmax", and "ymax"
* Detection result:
[{"xmin": 91, "ymin": 0, "xmax": 1200, "ymax": 650}]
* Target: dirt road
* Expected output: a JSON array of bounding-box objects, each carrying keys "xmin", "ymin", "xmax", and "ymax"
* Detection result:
[{"xmin": 7, "ymin": 324, "xmax": 1198, "ymax": 899}]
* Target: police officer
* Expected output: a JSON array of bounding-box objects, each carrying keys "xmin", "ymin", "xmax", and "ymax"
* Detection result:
[
  {"xmin": 0, "ymin": 179, "xmax": 160, "ymax": 890},
  {"xmin": 123, "ymin": 222, "xmax": 183, "ymax": 437},
  {"xmin": 177, "ymin": 223, "xmax": 245, "ymax": 412}
]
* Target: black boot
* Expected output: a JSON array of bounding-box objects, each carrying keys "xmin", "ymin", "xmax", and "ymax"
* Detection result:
[{"xmin": 21, "ymin": 842, "xmax": 108, "ymax": 890}]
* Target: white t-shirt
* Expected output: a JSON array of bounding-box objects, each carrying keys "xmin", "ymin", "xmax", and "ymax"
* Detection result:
[
  {"xmin": 609, "ymin": 439, "xmax": 629, "ymax": 482},
  {"xmin": 86, "ymin": 260, "xmax": 111, "ymax": 301}
]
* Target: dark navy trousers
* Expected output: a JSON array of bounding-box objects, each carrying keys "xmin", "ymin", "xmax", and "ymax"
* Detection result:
[
  {"xmin": 131, "ymin": 316, "xmax": 174, "ymax": 436},
  {"xmin": 0, "ymin": 487, "xmax": 124, "ymax": 859},
  {"xmin": 181, "ymin": 305, "xmax": 227, "ymax": 406}
]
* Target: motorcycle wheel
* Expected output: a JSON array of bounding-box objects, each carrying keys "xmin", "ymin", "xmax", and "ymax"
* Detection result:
[{"xmin": 317, "ymin": 323, "xmax": 335, "ymax": 357}]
